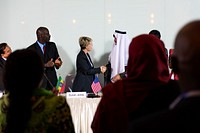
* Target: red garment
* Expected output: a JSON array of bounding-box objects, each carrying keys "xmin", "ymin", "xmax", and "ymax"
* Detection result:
[
  {"xmin": 91, "ymin": 34, "xmax": 170, "ymax": 133},
  {"xmin": 169, "ymin": 49, "xmax": 174, "ymax": 55},
  {"xmin": 170, "ymin": 71, "xmax": 179, "ymax": 80}
]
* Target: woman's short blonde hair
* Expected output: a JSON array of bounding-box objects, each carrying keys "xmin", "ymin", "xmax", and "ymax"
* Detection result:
[{"xmin": 79, "ymin": 36, "xmax": 92, "ymax": 50}]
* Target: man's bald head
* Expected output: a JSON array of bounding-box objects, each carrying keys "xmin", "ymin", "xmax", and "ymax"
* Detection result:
[{"xmin": 174, "ymin": 20, "xmax": 200, "ymax": 91}]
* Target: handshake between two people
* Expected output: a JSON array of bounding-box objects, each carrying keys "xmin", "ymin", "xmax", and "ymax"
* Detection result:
[
  {"xmin": 100, "ymin": 66, "xmax": 107, "ymax": 74},
  {"xmin": 44, "ymin": 57, "xmax": 62, "ymax": 68}
]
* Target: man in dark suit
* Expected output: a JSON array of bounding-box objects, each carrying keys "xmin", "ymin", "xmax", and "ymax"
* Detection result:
[
  {"xmin": 129, "ymin": 20, "xmax": 200, "ymax": 133},
  {"xmin": 27, "ymin": 27, "xmax": 62, "ymax": 90},
  {"xmin": 149, "ymin": 29, "xmax": 168, "ymax": 57},
  {"xmin": 0, "ymin": 43, "xmax": 12, "ymax": 91}
]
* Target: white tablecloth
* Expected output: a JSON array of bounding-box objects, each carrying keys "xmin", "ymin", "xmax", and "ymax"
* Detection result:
[{"xmin": 66, "ymin": 97, "xmax": 101, "ymax": 133}]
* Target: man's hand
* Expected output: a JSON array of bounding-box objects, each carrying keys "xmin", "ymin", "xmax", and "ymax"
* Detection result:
[
  {"xmin": 44, "ymin": 58, "xmax": 54, "ymax": 67},
  {"xmin": 55, "ymin": 57, "xmax": 62, "ymax": 68},
  {"xmin": 111, "ymin": 74, "xmax": 122, "ymax": 83}
]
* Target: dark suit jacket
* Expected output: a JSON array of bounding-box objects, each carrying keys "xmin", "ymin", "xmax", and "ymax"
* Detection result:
[
  {"xmin": 129, "ymin": 96, "xmax": 200, "ymax": 133},
  {"xmin": 0, "ymin": 57, "xmax": 6, "ymax": 91},
  {"xmin": 27, "ymin": 41, "xmax": 60, "ymax": 90},
  {"xmin": 72, "ymin": 50, "xmax": 101, "ymax": 93}
]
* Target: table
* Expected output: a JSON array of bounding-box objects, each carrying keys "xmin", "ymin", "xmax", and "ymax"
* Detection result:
[{"xmin": 66, "ymin": 97, "xmax": 101, "ymax": 133}]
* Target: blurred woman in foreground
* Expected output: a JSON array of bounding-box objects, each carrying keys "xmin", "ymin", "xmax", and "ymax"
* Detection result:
[
  {"xmin": 0, "ymin": 49, "xmax": 74, "ymax": 133},
  {"xmin": 91, "ymin": 34, "xmax": 180, "ymax": 133}
]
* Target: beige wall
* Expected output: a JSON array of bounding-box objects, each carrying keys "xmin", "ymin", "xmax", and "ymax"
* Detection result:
[{"xmin": 0, "ymin": 0, "xmax": 200, "ymax": 85}]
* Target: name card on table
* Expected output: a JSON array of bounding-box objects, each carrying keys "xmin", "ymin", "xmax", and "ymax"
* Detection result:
[{"xmin": 67, "ymin": 92, "xmax": 87, "ymax": 98}]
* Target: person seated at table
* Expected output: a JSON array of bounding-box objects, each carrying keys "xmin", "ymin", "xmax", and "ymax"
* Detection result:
[
  {"xmin": 128, "ymin": 20, "xmax": 200, "ymax": 133},
  {"xmin": 0, "ymin": 43, "xmax": 12, "ymax": 92},
  {"xmin": 91, "ymin": 34, "xmax": 180, "ymax": 133},
  {"xmin": 0, "ymin": 49, "xmax": 75, "ymax": 133}
]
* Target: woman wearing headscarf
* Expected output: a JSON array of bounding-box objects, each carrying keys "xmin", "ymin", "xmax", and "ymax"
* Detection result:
[{"xmin": 91, "ymin": 34, "xmax": 180, "ymax": 133}]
